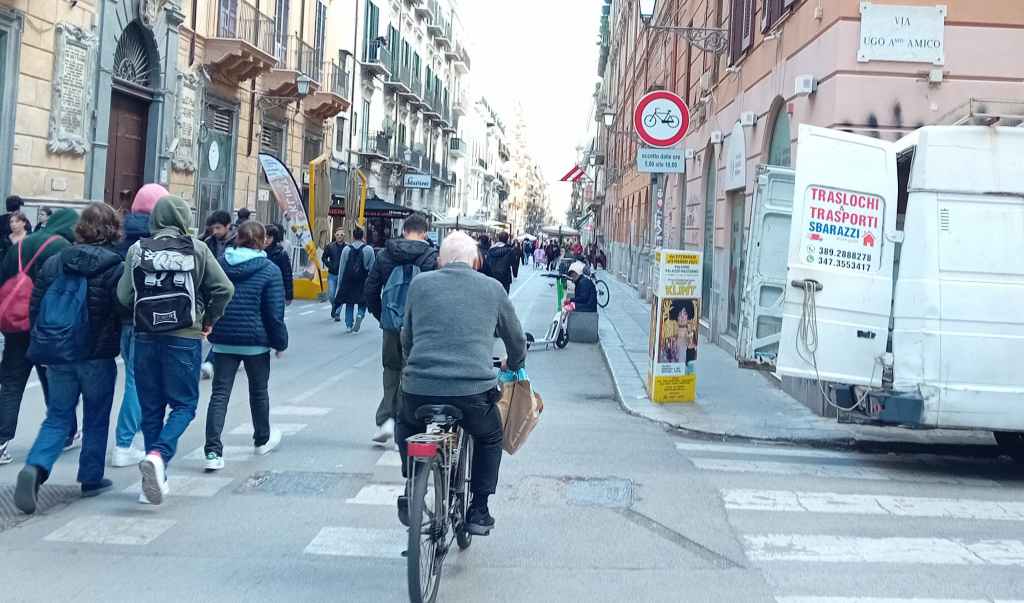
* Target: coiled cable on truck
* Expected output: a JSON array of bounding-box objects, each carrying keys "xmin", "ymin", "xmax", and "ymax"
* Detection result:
[{"xmin": 793, "ymin": 279, "xmax": 865, "ymax": 413}]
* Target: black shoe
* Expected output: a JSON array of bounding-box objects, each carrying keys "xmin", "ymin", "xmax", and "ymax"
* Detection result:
[
  {"xmin": 397, "ymin": 495, "xmax": 409, "ymax": 527},
  {"xmin": 466, "ymin": 505, "xmax": 495, "ymax": 536},
  {"xmin": 81, "ymin": 478, "xmax": 114, "ymax": 498},
  {"xmin": 15, "ymin": 465, "xmax": 41, "ymax": 514}
]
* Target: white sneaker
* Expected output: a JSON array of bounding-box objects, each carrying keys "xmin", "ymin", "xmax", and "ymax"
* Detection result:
[
  {"xmin": 139, "ymin": 453, "xmax": 167, "ymax": 505},
  {"xmin": 63, "ymin": 432, "xmax": 82, "ymax": 452},
  {"xmin": 200, "ymin": 362, "xmax": 214, "ymax": 380},
  {"xmin": 0, "ymin": 440, "xmax": 12, "ymax": 465},
  {"xmin": 371, "ymin": 419, "xmax": 395, "ymax": 447},
  {"xmin": 204, "ymin": 452, "xmax": 224, "ymax": 471},
  {"xmin": 255, "ymin": 428, "xmax": 282, "ymax": 455},
  {"xmin": 138, "ymin": 480, "xmax": 170, "ymax": 505},
  {"xmin": 110, "ymin": 446, "xmax": 145, "ymax": 468}
]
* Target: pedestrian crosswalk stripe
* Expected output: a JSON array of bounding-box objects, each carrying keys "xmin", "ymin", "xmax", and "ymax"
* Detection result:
[
  {"xmin": 229, "ymin": 422, "xmax": 307, "ymax": 436},
  {"xmin": 184, "ymin": 445, "xmax": 254, "ymax": 461},
  {"xmin": 691, "ymin": 458, "xmax": 998, "ymax": 487},
  {"xmin": 776, "ymin": 598, "xmax": 1024, "ymax": 603},
  {"xmin": 724, "ymin": 489, "xmax": 1024, "ymax": 521},
  {"xmin": 304, "ymin": 526, "xmax": 405, "ymax": 559},
  {"xmin": 44, "ymin": 515, "xmax": 176, "ymax": 546},
  {"xmin": 677, "ymin": 442, "xmax": 856, "ymax": 460},
  {"xmin": 746, "ymin": 534, "xmax": 1024, "ymax": 565},
  {"xmin": 271, "ymin": 406, "xmax": 331, "ymax": 416},
  {"xmin": 376, "ymin": 451, "xmax": 402, "ymax": 467},
  {"xmin": 122, "ymin": 476, "xmax": 233, "ymax": 498},
  {"xmin": 346, "ymin": 484, "xmax": 405, "ymax": 505}
]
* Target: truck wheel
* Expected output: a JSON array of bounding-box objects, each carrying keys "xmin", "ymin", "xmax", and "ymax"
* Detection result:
[{"xmin": 994, "ymin": 432, "xmax": 1024, "ymax": 463}]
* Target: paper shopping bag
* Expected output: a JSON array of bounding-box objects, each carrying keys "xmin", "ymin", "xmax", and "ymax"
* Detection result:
[{"xmin": 496, "ymin": 380, "xmax": 543, "ymax": 454}]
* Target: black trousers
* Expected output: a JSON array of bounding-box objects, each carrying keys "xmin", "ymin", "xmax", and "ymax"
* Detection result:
[
  {"xmin": 204, "ymin": 352, "xmax": 271, "ymax": 455},
  {"xmin": 0, "ymin": 332, "xmax": 59, "ymax": 443},
  {"xmin": 397, "ymin": 388, "xmax": 503, "ymax": 497}
]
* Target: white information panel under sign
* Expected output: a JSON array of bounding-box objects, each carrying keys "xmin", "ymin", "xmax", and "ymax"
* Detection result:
[
  {"xmin": 637, "ymin": 147, "xmax": 685, "ymax": 174},
  {"xmin": 404, "ymin": 173, "xmax": 432, "ymax": 189},
  {"xmin": 802, "ymin": 185, "xmax": 884, "ymax": 273},
  {"xmin": 858, "ymin": 2, "xmax": 946, "ymax": 65},
  {"xmin": 724, "ymin": 121, "xmax": 746, "ymax": 191}
]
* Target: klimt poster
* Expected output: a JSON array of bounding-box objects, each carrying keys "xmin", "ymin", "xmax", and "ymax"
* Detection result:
[{"xmin": 648, "ymin": 250, "xmax": 703, "ymax": 403}]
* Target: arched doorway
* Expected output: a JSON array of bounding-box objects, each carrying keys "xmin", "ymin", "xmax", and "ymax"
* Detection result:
[
  {"xmin": 701, "ymin": 146, "xmax": 716, "ymax": 321},
  {"xmin": 105, "ymin": 22, "xmax": 157, "ymax": 212}
]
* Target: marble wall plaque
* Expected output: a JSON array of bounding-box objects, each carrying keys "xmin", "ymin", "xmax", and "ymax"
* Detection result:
[
  {"xmin": 172, "ymin": 71, "xmax": 202, "ymax": 172},
  {"xmin": 49, "ymin": 23, "xmax": 96, "ymax": 155}
]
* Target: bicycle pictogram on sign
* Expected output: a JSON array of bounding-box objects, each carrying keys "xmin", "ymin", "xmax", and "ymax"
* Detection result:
[{"xmin": 633, "ymin": 90, "xmax": 690, "ymax": 148}]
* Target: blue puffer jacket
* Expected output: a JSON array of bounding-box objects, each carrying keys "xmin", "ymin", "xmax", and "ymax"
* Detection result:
[
  {"xmin": 208, "ymin": 253, "xmax": 288, "ymax": 351},
  {"xmin": 115, "ymin": 212, "xmax": 151, "ymax": 259}
]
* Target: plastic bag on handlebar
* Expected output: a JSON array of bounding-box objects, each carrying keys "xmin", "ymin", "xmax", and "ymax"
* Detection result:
[{"xmin": 498, "ymin": 367, "xmax": 528, "ymax": 383}]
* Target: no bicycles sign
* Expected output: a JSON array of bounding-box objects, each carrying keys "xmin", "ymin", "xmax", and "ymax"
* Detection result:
[{"xmin": 633, "ymin": 90, "xmax": 690, "ymax": 148}]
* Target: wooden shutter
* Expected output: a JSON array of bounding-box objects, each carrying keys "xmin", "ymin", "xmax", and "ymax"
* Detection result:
[
  {"xmin": 763, "ymin": 0, "xmax": 784, "ymax": 32},
  {"xmin": 729, "ymin": 0, "xmax": 745, "ymax": 64},
  {"xmin": 742, "ymin": 0, "xmax": 755, "ymax": 50}
]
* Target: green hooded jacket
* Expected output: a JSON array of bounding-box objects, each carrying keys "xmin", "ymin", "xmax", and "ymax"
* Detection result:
[
  {"xmin": 117, "ymin": 196, "xmax": 235, "ymax": 339},
  {"xmin": 1, "ymin": 208, "xmax": 78, "ymax": 282}
]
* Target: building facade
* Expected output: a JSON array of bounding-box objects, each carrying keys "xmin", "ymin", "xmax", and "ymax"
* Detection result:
[{"xmin": 594, "ymin": 0, "xmax": 1024, "ymax": 360}]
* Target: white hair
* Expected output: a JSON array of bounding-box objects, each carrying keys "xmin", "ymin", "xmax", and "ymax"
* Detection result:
[{"xmin": 439, "ymin": 231, "xmax": 480, "ymax": 267}]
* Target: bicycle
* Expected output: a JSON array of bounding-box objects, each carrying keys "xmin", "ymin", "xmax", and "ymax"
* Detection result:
[
  {"xmin": 582, "ymin": 264, "xmax": 611, "ymax": 309},
  {"xmin": 642, "ymin": 108, "xmax": 680, "ymax": 129},
  {"xmin": 405, "ymin": 372, "xmax": 496, "ymax": 602}
]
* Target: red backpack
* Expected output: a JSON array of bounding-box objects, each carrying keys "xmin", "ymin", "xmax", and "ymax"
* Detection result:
[{"xmin": 0, "ymin": 236, "xmax": 60, "ymax": 333}]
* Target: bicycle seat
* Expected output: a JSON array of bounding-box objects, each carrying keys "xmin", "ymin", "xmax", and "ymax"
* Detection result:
[{"xmin": 414, "ymin": 405, "xmax": 463, "ymax": 426}]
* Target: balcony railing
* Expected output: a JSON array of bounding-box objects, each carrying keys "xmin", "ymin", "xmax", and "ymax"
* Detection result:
[
  {"xmin": 449, "ymin": 137, "xmax": 466, "ymax": 155},
  {"xmin": 362, "ymin": 38, "xmax": 392, "ymax": 73},
  {"xmin": 324, "ymin": 60, "xmax": 350, "ymax": 99},
  {"xmin": 216, "ymin": 0, "xmax": 276, "ymax": 57},
  {"xmin": 360, "ymin": 131, "xmax": 391, "ymax": 157},
  {"xmin": 409, "ymin": 69, "xmax": 422, "ymax": 99}
]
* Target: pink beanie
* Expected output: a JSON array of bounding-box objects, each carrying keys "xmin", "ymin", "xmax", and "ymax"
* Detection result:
[{"xmin": 131, "ymin": 183, "xmax": 170, "ymax": 214}]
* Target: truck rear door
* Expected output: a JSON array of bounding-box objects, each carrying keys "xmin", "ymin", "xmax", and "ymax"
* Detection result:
[
  {"xmin": 737, "ymin": 166, "xmax": 794, "ymax": 369},
  {"xmin": 776, "ymin": 125, "xmax": 898, "ymax": 387}
]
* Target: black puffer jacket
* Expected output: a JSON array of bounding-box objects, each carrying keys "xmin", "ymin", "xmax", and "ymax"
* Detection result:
[
  {"xmin": 364, "ymin": 238, "xmax": 437, "ymax": 321},
  {"xmin": 265, "ymin": 243, "xmax": 294, "ymax": 302},
  {"xmin": 485, "ymin": 244, "xmax": 517, "ymax": 289},
  {"xmin": 30, "ymin": 244, "xmax": 125, "ymax": 359}
]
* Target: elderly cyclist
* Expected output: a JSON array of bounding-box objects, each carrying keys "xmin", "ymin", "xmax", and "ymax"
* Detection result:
[{"xmin": 396, "ymin": 231, "xmax": 527, "ymax": 535}]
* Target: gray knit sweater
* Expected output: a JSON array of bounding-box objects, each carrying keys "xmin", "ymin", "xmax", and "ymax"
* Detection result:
[{"xmin": 401, "ymin": 262, "xmax": 527, "ymax": 397}]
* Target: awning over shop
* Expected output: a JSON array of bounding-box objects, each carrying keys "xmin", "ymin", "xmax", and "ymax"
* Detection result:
[
  {"xmin": 541, "ymin": 224, "xmax": 580, "ymax": 237},
  {"xmin": 364, "ymin": 196, "xmax": 415, "ymax": 220},
  {"xmin": 433, "ymin": 216, "xmax": 488, "ymax": 232}
]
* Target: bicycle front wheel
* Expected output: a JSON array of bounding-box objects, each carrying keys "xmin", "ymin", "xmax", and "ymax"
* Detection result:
[
  {"xmin": 596, "ymin": 279, "xmax": 610, "ymax": 308},
  {"xmin": 407, "ymin": 457, "xmax": 444, "ymax": 603}
]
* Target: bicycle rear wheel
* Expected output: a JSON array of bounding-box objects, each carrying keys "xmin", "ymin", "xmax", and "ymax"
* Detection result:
[
  {"xmin": 407, "ymin": 457, "xmax": 444, "ymax": 603},
  {"xmin": 596, "ymin": 279, "xmax": 610, "ymax": 308},
  {"xmin": 454, "ymin": 433, "xmax": 474, "ymax": 550}
]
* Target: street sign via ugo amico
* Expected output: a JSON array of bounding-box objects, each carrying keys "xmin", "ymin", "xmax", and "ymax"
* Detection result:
[{"xmin": 648, "ymin": 250, "xmax": 703, "ymax": 403}]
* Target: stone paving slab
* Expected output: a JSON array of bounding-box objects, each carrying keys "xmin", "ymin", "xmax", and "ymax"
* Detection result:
[{"xmin": 596, "ymin": 273, "xmax": 995, "ymax": 450}]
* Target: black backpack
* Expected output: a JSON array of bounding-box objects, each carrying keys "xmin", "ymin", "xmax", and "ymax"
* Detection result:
[
  {"xmin": 343, "ymin": 245, "xmax": 369, "ymax": 283},
  {"xmin": 132, "ymin": 237, "xmax": 197, "ymax": 333}
]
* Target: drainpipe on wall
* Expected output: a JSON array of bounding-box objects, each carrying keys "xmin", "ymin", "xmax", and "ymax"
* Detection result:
[
  {"xmin": 189, "ymin": 0, "xmax": 197, "ymax": 66},
  {"xmin": 246, "ymin": 0, "xmax": 260, "ymax": 157}
]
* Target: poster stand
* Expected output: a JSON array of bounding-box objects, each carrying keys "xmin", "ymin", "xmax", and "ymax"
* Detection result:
[{"xmin": 648, "ymin": 249, "xmax": 703, "ymax": 403}]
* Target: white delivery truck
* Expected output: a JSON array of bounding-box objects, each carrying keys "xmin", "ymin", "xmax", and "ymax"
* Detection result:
[{"xmin": 737, "ymin": 122, "xmax": 1024, "ymax": 459}]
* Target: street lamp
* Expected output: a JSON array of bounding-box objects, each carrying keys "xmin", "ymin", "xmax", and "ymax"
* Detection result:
[
  {"xmin": 638, "ymin": 0, "xmax": 656, "ymax": 25},
  {"xmin": 636, "ymin": 0, "xmax": 730, "ymax": 54},
  {"xmin": 296, "ymin": 74, "xmax": 313, "ymax": 98},
  {"xmin": 602, "ymin": 109, "xmax": 615, "ymax": 128}
]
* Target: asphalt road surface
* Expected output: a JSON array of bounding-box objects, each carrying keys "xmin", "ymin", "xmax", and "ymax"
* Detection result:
[{"xmin": 1, "ymin": 266, "xmax": 1023, "ymax": 602}]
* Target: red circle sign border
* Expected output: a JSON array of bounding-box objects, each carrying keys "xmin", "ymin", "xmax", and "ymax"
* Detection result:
[{"xmin": 633, "ymin": 90, "xmax": 690, "ymax": 148}]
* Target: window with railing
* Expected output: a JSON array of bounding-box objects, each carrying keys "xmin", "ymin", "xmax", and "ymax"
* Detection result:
[
  {"xmin": 273, "ymin": 0, "xmax": 289, "ymax": 63},
  {"xmin": 314, "ymin": 0, "xmax": 327, "ymax": 68},
  {"xmin": 363, "ymin": 0, "xmax": 380, "ymax": 62},
  {"xmin": 216, "ymin": 0, "xmax": 276, "ymax": 57}
]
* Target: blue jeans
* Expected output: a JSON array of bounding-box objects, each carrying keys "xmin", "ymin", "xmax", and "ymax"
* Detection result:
[
  {"xmin": 134, "ymin": 334, "xmax": 201, "ymax": 465},
  {"xmin": 328, "ymin": 274, "xmax": 340, "ymax": 317},
  {"xmin": 25, "ymin": 359, "xmax": 116, "ymax": 485},
  {"xmin": 345, "ymin": 304, "xmax": 366, "ymax": 328},
  {"xmin": 114, "ymin": 326, "xmax": 140, "ymax": 448}
]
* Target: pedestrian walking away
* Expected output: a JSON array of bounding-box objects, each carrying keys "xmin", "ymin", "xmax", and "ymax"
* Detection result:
[
  {"xmin": 334, "ymin": 226, "xmax": 375, "ymax": 332},
  {"xmin": 264, "ymin": 224, "xmax": 294, "ymax": 306},
  {"xmin": 14, "ymin": 203, "xmax": 125, "ymax": 514},
  {"xmin": 396, "ymin": 230, "xmax": 528, "ymax": 535},
  {"xmin": 110, "ymin": 183, "xmax": 167, "ymax": 468},
  {"xmin": 322, "ymin": 228, "xmax": 347, "ymax": 321},
  {"xmin": 203, "ymin": 222, "xmax": 288, "ymax": 472},
  {"xmin": 485, "ymin": 231, "xmax": 517, "ymax": 293},
  {"xmin": 363, "ymin": 213, "xmax": 437, "ymax": 446},
  {"xmin": 117, "ymin": 195, "xmax": 234, "ymax": 506},
  {"xmin": 0, "ymin": 208, "xmax": 79, "ymax": 466}
]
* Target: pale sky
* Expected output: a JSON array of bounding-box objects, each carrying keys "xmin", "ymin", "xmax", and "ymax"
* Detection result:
[{"xmin": 460, "ymin": 0, "xmax": 605, "ymax": 223}]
